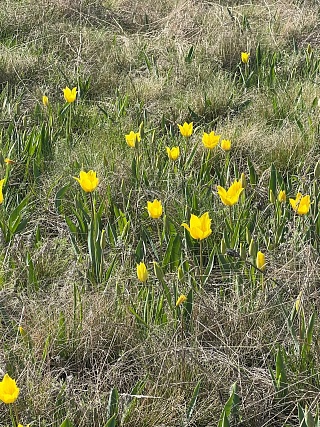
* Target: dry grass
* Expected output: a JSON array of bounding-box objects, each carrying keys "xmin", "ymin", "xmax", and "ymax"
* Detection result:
[{"xmin": 1, "ymin": 0, "xmax": 320, "ymax": 426}]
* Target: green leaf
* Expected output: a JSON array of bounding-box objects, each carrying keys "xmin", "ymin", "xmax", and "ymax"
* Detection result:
[
  {"xmin": 170, "ymin": 234, "xmax": 181, "ymax": 270},
  {"xmin": 185, "ymin": 45, "xmax": 195, "ymax": 63},
  {"xmin": 218, "ymin": 382, "xmax": 239, "ymax": 427},
  {"xmin": 153, "ymin": 262, "xmax": 173, "ymax": 311},
  {"xmin": 104, "ymin": 414, "xmax": 116, "ymax": 427},
  {"xmin": 269, "ymin": 163, "xmax": 277, "ymax": 197},
  {"xmin": 186, "ymin": 380, "xmax": 201, "ymax": 420},
  {"xmin": 60, "ymin": 418, "xmax": 74, "ymax": 427},
  {"xmin": 247, "ymin": 158, "xmax": 258, "ymax": 185},
  {"xmin": 107, "ymin": 387, "xmax": 119, "ymax": 425},
  {"xmin": 307, "ymin": 311, "xmax": 316, "ymax": 346},
  {"xmin": 8, "ymin": 196, "xmax": 29, "ymax": 231}
]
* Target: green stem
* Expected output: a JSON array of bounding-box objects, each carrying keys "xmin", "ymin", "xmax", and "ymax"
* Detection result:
[
  {"xmin": 68, "ymin": 103, "xmax": 72, "ymax": 146},
  {"xmin": 199, "ymin": 239, "xmax": 203, "ymax": 287},
  {"xmin": 9, "ymin": 404, "xmax": 19, "ymax": 427},
  {"xmin": 89, "ymin": 192, "xmax": 95, "ymax": 221},
  {"xmin": 229, "ymin": 206, "xmax": 233, "ymax": 228},
  {"xmin": 156, "ymin": 220, "xmax": 162, "ymax": 260}
]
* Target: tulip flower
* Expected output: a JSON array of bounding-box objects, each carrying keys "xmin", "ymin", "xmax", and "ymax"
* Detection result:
[
  {"xmin": 147, "ymin": 199, "xmax": 163, "ymax": 219},
  {"xmin": 137, "ymin": 262, "xmax": 148, "ymax": 282},
  {"xmin": 4, "ymin": 158, "xmax": 14, "ymax": 165},
  {"xmin": 181, "ymin": 212, "xmax": 212, "ymax": 240},
  {"xmin": 176, "ymin": 294, "xmax": 187, "ymax": 307},
  {"xmin": 289, "ymin": 193, "xmax": 310, "ymax": 215},
  {"xmin": 42, "ymin": 95, "xmax": 49, "ymax": 107},
  {"xmin": 221, "ymin": 139, "xmax": 231, "ymax": 151},
  {"xmin": 178, "ymin": 122, "xmax": 193, "ymax": 137},
  {"xmin": 241, "ymin": 52, "xmax": 250, "ymax": 64},
  {"xmin": 278, "ymin": 190, "xmax": 286, "ymax": 203},
  {"xmin": 74, "ymin": 170, "xmax": 99, "ymax": 193},
  {"xmin": 166, "ymin": 146, "xmax": 180, "ymax": 161},
  {"xmin": 217, "ymin": 180, "xmax": 244, "ymax": 206},
  {"xmin": 125, "ymin": 131, "xmax": 141, "ymax": 148},
  {"xmin": 0, "ymin": 179, "xmax": 5, "ymax": 204},
  {"xmin": 202, "ymin": 131, "xmax": 221, "ymax": 149},
  {"xmin": 18, "ymin": 424, "xmax": 30, "ymax": 427},
  {"xmin": 256, "ymin": 251, "xmax": 266, "ymax": 272},
  {"xmin": 0, "ymin": 373, "xmax": 20, "ymax": 404},
  {"xmin": 63, "ymin": 86, "xmax": 77, "ymax": 103}
]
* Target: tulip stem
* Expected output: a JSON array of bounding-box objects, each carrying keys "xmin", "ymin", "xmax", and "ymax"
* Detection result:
[
  {"xmin": 229, "ymin": 206, "xmax": 233, "ymax": 228},
  {"xmin": 156, "ymin": 220, "xmax": 162, "ymax": 259},
  {"xmin": 9, "ymin": 404, "xmax": 19, "ymax": 427},
  {"xmin": 66, "ymin": 103, "xmax": 72, "ymax": 146},
  {"xmin": 199, "ymin": 239, "xmax": 203, "ymax": 287},
  {"xmin": 89, "ymin": 193, "xmax": 95, "ymax": 220}
]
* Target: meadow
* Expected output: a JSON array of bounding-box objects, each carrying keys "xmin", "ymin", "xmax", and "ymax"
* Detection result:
[{"xmin": 1, "ymin": 0, "xmax": 320, "ymax": 426}]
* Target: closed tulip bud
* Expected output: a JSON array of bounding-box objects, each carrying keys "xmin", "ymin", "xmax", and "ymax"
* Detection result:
[
  {"xmin": 246, "ymin": 227, "xmax": 251, "ymax": 245},
  {"xmin": 256, "ymin": 251, "xmax": 266, "ymax": 272},
  {"xmin": 139, "ymin": 121, "xmax": 145, "ymax": 139},
  {"xmin": 0, "ymin": 179, "xmax": 5, "ymax": 204},
  {"xmin": 240, "ymin": 173, "xmax": 247, "ymax": 189},
  {"xmin": 249, "ymin": 238, "xmax": 257, "ymax": 258},
  {"xmin": 220, "ymin": 139, "xmax": 231, "ymax": 151},
  {"xmin": 240, "ymin": 243, "xmax": 246, "ymax": 260},
  {"xmin": 295, "ymin": 291, "xmax": 302, "ymax": 312},
  {"xmin": 100, "ymin": 229, "xmax": 106, "ymax": 249},
  {"xmin": 269, "ymin": 189, "xmax": 275, "ymax": 203},
  {"xmin": 147, "ymin": 199, "xmax": 163, "ymax": 219},
  {"xmin": 220, "ymin": 238, "xmax": 227, "ymax": 255},
  {"xmin": 42, "ymin": 95, "xmax": 49, "ymax": 107},
  {"xmin": 137, "ymin": 262, "xmax": 148, "ymax": 282},
  {"xmin": 278, "ymin": 190, "xmax": 286, "ymax": 203},
  {"xmin": 176, "ymin": 294, "xmax": 187, "ymax": 307}
]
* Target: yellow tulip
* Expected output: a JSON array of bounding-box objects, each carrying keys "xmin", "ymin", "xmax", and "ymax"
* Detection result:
[
  {"xmin": 166, "ymin": 146, "xmax": 180, "ymax": 161},
  {"xmin": 202, "ymin": 131, "xmax": 220, "ymax": 149},
  {"xmin": 256, "ymin": 251, "xmax": 266, "ymax": 272},
  {"xmin": 4, "ymin": 158, "xmax": 14, "ymax": 165},
  {"xmin": 176, "ymin": 294, "xmax": 187, "ymax": 307},
  {"xmin": 125, "ymin": 131, "xmax": 141, "ymax": 148},
  {"xmin": 147, "ymin": 199, "xmax": 163, "ymax": 219},
  {"xmin": 0, "ymin": 373, "xmax": 20, "ymax": 404},
  {"xmin": 137, "ymin": 262, "xmax": 148, "ymax": 282},
  {"xmin": 241, "ymin": 51, "xmax": 250, "ymax": 64},
  {"xmin": 178, "ymin": 122, "xmax": 193, "ymax": 137},
  {"xmin": 63, "ymin": 86, "xmax": 77, "ymax": 103},
  {"xmin": 0, "ymin": 179, "xmax": 5, "ymax": 204},
  {"xmin": 217, "ymin": 180, "xmax": 243, "ymax": 206},
  {"xmin": 74, "ymin": 170, "xmax": 99, "ymax": 193},
  {"xmin": 278, "ymin": 190, "xmax": 286, "ymax": 203},
  {"xmin": 18, "ymin": 424, "xmax": 30, "ymax": 427},
  {"xmin": 289, "ymin": 193, "xmax": 310, "ymax": 215},
  {"xmin": 221, "ymin": 139, "xmax": 231, "ymax": 151},
  {"xmin": 181, "ymin": 212, "xmax": 212, "ymax": 240},
  {"xmin": 42, "ymin": 95, "xmax": 49, "ymax": 107}
]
